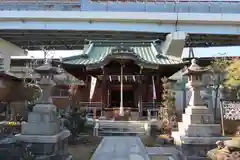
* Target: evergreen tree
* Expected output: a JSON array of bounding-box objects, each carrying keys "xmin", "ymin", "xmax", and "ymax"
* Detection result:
[
  {"xmin": 161, "ymin": 77, "xmax": 176, "ymax": 119},
  {"xmin": 210, "ymin": 57, "xmax": 231, "ymax": 119},
  {"xmin": 160, "ymin": 77, "xmax": 176, "ymax": 135},
  {"xmin": 224, "ymin": 58, "xmax": 240, "ymax": 98}
]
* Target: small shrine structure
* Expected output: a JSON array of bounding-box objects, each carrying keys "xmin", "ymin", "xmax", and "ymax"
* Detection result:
[
  {"xmin": 15, "ymin": 60, "xmax": 72, "ymax": 159},
  {"xmin": 172, "ymin": 59, "xmax": 230, "ymax": 159}
]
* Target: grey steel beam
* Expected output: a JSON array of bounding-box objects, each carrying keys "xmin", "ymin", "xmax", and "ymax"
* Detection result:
[{"xmin": 0, "ymin": 29, "xmax": 240, "ymax": 50}]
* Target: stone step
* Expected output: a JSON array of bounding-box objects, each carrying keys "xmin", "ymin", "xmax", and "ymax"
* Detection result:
[
  {"xmin": 100, "ymin": 127, "xmax": 145, "ymax": 132},
  {"xmin": 182, "ymin": 113, "xmax": 214, "ymax": 125},
  {"xmin": 97, "ymin": 121, "xmax": 149, "ymax": 136},
  {"xmin": 98, "ymin": 131, "xmax": 146, "ymax": 136},
  {"xmin": 178, "ymin": 136, "xmax": 231, "ymax": 145},
  {"xmin": 178, "ymin": 123, "xmax": 221, "ymax": 137},
  {"xmin": 99, "ymin": 124, "xmax": 145, "ymax": 128},
  {"xmin": 21, "ymin": 122, "xmax": 60, "ymax": 135},
  {"xmin": 185, "ymin": 106, "xmax": 210, "ymax": 115}
]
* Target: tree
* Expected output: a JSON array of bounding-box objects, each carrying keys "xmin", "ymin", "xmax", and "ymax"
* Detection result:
[
  {"xmin": 62, "ymin": 108, "xmax": 87, "ymax": 144},
  {"xmin": 224, "ymin": 58, "xmax": 240, "ymax": 98},
  {"xmin": 210, "ymin": 57, "xmax": 231, "ymax": 120},
  {"xmin": 160, "ymin": 77, "xmax": 176, "ymax": 135}
]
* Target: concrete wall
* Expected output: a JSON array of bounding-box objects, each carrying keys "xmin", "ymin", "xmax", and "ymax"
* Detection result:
[{"xmin": 0, "ymin": 38, "xmax": 25, "ymax": 70}]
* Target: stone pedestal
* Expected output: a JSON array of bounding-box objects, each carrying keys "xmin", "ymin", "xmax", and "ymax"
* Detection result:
[
  {"xmin": 172, "ymin": 105, "xmax": 230, "ymax": 159},
  {"xmin": 21, "ymin": 104, "xmax": 60, "ymax": 135},
  {"xmin": 15, "ymin": 104, "xmax": 71, "ymax": 160}
]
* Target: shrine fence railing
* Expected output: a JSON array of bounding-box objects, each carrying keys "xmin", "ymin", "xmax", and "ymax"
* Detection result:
[
  {"xmin": 142, "ymin": 102, "xmax": 161, "ymax": 110},
  {"xmin": 141, "ymin": 102, "xmax": 162, "ymax": 120},
  {"xmin": 73, "ymin": 101, "xmax": 103, "ymax": 117}
]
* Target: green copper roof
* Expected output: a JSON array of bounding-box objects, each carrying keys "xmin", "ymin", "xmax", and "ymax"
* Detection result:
[{"xmin": 62, "ymin": 40, "xmax": 183, "ymax": 69}]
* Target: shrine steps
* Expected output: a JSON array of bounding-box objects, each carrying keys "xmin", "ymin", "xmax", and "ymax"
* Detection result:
[{"xmin": 94, "ymin": 120, "xmax": 150, "ymax": 136}]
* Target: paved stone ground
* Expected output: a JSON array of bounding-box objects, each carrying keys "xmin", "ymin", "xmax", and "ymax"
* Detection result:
[{"xmin": 90, "ymin": 136, "xmax": 151, "ymax": 160}]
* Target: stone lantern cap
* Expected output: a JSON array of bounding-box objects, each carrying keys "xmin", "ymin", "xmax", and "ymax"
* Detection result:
[
  {"xmin": 183, "ymin": 59, "xmax": 210, "ymax": 76},
  {"xmin": 34, "ymin": 62, "xmax": 61, "ymax": 75}
]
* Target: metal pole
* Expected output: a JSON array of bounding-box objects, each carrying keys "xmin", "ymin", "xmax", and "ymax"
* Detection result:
[{"xmin": 119, "ymin": 64, "xmax": 124, "ymax": 116}]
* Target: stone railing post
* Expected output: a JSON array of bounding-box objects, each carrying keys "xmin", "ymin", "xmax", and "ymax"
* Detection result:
[
  {"xmin": 147, "ymin": 110, "xmax": 151, "ymax": 121},
  {"xmin": 94, "ymin": 121, "xmax": 99, "ymax": 136},
  {"xmin": 144, "ymin": 122, "xmax": 150, "ymax": 136}
]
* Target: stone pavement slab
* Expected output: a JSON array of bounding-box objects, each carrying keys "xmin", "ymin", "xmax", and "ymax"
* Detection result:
[
  {"xmin": 91, "ymin": 136, "xmax": 151, "ymax": 160},
  {"xmin": 146, "ymin": 147, "xmax": 182, "ymax": 160}
]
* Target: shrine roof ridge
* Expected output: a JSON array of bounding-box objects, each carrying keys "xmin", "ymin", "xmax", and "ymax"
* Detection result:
[{"xmin": 60, "ymin": 40, "xmax": 186, "ymax": 69}]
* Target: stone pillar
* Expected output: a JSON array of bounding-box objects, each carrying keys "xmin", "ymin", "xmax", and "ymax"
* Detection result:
[
  {"xmin": 188, "ymin": 81, "xmax": 205, "ymax": 106},
  {"xmin": 161, "ymin": 32, "xmax": 187, "ymax": 57},
  {"xmin": 38, "ymin": 76, "xmax": 55, "ymax": 104}
]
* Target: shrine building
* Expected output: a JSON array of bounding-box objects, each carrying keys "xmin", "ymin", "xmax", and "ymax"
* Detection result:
[{"xmin": 58, "ymin": 40, "xmax": 187, "ymax": 119}]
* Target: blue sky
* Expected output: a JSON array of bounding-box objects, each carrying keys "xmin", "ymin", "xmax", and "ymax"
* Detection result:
[{"xmin": 12, "ymin": 46, "xmax": 240, "ymax": 59}]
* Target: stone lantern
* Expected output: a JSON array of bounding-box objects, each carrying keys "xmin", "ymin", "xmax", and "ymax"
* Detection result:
[
  {"xmin": 34, "ymin": 61, "xmax": 61, "ymax": 104},
  {"xmin": 183, "ymin": 59, "xmax": 209, "ymax": 107},
  {"xmin": 15, "ymin": 61, "xmax": 72, "ymax": 160},
  {"xmin": 172, "ymin": 59, "xmax": 230, "ymax": 159}
]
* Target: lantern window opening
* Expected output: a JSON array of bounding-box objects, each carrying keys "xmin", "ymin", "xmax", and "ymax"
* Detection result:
[{"xmin": 195, "ymin": 75, "xmax": 201, "ymax": 81}]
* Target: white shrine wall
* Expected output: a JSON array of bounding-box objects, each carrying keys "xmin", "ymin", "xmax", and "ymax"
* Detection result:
[{"xmin": 0, "ymin": 38, "xmax": 25, "ymax": 70}]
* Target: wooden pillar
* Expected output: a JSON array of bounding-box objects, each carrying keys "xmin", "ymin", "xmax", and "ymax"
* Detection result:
[
  {"xmin": 101, "ymin": 75, "xmax": 107, "ymax": 114},
  {"xmin": 86, "ymin": 75, "xmax": 91, "ymax": 102},
  {"xmin": 156, "ymin": 75, "xmax": 161, "ymax": 102},
  {"xmin": 143, "ymin": 76, "xmax": 149, "ymax": 102},
  {"xmin": 138, "ymin": 75, "xmax": 143, "ymax": 117},
  {"xmin": 159, "ymin": 77, "xmax": 163, "ymax": 102},
  {"xmin": 104, "ymin": 76, "xmax": 108, "ymax": 107}
]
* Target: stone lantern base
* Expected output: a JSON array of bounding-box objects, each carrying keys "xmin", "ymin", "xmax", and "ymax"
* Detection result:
[
  {"xmin": 172, "ymin": 105, "xmax": 231, "ymax": 160},
  {"xmin": 15, "ymin": 103, "xmax": 72, "ymax": 160}
]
